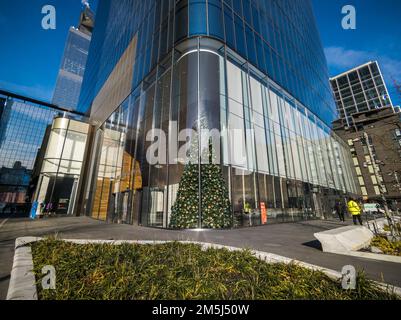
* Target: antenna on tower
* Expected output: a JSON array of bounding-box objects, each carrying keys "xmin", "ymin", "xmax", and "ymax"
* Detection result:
[{"xmin": 81, "ymin": 0, "xmax": 90, "ymax": 8}]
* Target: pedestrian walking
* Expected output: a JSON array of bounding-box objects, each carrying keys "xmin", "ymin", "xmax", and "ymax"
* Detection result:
[
  {"xmin": 46, "ymin": 202, "xmax": 53, "ymax": 216},
  {"xmin": 334, "ymin": 201, "xmax": 346, "ymax": 222}
]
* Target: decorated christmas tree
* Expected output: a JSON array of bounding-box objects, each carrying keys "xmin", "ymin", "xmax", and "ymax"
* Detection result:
[
  {"xmin": 200, "ymin": 153, "xmax": 233, "ymax": 229},
  {"xmin": 168, "ymin": 162, "xmax": 200, "ymax": 229},
  {"xmin": 169, "ymin": 135, "xmax": 232, "ymax": 229}
]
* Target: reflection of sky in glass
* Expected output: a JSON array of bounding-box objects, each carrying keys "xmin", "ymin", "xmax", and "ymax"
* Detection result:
[
  {"xmin": 0, "ymin": 100, "xmax": 57, "ymax": 169},
  {"xmin": 79, "ymin": 0, "xmax": 337, "ymax": 125}
]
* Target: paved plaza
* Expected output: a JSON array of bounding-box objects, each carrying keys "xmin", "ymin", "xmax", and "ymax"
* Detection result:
[{"xmin": 1, "ymin": 215, "xmax": 400, "ymax": 299}]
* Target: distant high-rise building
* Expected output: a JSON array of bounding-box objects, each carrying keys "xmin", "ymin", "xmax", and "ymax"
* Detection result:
[
  {"xmin": 52, "ymin": 6, "xmax": 94, "ymax": 110},
  {"xmin": 330, "ymin": 61, "xmax": 394, "ymax": 126}
]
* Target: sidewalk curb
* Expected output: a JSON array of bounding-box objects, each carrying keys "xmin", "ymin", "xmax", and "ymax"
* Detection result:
[
  {"xmin": 6, "ymin": 237, "xmax": 41, "ymax": 300},
  {"xmin": 326, "ymin": 249, "xmax": 401, "ymax": 264},
  {"xmin": 7, "ymin": 237, "xmax": 401, "ymax": 300}
]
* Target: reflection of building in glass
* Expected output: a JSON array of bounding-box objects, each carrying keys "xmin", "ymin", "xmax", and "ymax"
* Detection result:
[
  {"xmin": 52, "ymin": 6, "xmax": 94, "ymax": 110},
  {"xmin": 74, "ymin": 0, "xmax": 360, "ymax": 228},
  {"xmin": 0, "ymin": 97, "xmax": 56, "ymax": 213},
  {"xmin": 330, "ymin": 61, "xmax": 394, "ymax": 127},
  {"xmin": 0, "ymin": 161, "xmax": 31, "ymax": 206},
  {"xmin": 0, "ymin": 91, "xmax": 84, "ymax": 214},
  {"xmin": 0, "ymin": 99, "xmax": 57, "ymax": 169}
]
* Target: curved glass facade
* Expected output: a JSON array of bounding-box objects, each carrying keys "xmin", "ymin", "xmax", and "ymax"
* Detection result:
[
  {"xmin": 34, "ymin": 118, "xmax": 89, "ymax": 215},
  {"xmin": 78, "ymin": 1, "xmax": 360, "ymax": 228}
]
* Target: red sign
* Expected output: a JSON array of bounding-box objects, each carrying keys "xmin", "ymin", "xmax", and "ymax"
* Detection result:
[{"xmin": 260, "ymin": 202, "xmax": 267, "ymax": 224}]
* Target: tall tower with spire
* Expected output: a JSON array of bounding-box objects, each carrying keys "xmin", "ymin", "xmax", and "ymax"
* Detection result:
[{"xmin": 52, "ymin": 2, "xmax": 94, "ymax": 110}]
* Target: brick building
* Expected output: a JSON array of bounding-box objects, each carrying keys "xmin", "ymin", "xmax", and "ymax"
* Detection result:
[{"xmin": 333, "ymin": 108, "xmax": 401, "ymax": 210}]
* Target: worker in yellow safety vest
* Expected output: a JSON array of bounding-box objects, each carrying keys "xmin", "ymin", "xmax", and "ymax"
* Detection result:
[
  {"xmin": 347, "ymin": 198, "xmax": 363, "ymax": 226},
  {"xmin": 244, "ymin": 202, "xmax": 252, "ymax": 214}
]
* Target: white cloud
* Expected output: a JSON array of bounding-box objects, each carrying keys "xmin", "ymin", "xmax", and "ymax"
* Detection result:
[
  {"xmin": 324, "ymin": 47, "xmax": 370, "ymax": 69},
  {"xmin": 324, "ymin": 46, "xmax": 401, "ymax": 84}
]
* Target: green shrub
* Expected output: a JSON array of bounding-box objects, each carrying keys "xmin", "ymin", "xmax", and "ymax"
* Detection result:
[
  {"xmin": 31, "ymin": 239, "xmax": 398, "ymax": 300},
  {"xmin": 383, "ymin": 223, "xmax": 401, "ymax": 234},
  {"xmin": 371, "ymin": 236, "xmax": 401, "ymax": 256}
]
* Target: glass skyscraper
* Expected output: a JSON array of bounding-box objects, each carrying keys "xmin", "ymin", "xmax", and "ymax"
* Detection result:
[
  {"xmin": 52, "ymin": 7, "xmax": 94, "ymax": 110},
  {"xmin": 77, "ymin": 0, "xmax": 359, "ymax": 228}
]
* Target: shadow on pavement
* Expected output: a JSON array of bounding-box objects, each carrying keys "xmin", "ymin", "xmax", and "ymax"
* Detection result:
[{"xmin": 302, "ymin": 240, "xmax": 323, "ymax": 251}]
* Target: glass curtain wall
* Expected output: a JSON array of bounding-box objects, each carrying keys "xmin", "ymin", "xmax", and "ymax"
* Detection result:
[
  {"xmin": 80, "ymin": 0, "xmax": 336, "ymax": 126},
  {"xmin": 85, "ymin": 38, "xmax": 359, "ymax": 229},
  {"xmin": 34, "ymin": 118, "xmax": 89, "ymax": 215},
  {"xmin": 0, "ymin": 99, "xmax": 59, "ymax": 213}
]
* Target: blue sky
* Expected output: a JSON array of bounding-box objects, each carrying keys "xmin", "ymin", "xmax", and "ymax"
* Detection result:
[
  {"xmin": 312, "ymin": 0, "xmax": 401, "ymax": 106},
  {"xmin": 0, "ymin": 0, "xmax": 97, "ymax": 102},
  {"xmin": 0, "ymin": 0, "xmax": 400, "ymax": 106}
]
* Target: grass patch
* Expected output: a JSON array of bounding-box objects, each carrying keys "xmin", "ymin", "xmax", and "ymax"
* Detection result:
[
  {"xmin": 31, "ymin": 239, "xmax": 398, "ymax": 300},
  {"xmin": 371, "ymin": 236, "xmax": 401, "ymax": 256}
]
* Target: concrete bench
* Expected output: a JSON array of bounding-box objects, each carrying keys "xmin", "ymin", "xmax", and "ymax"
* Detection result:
[{"xmin": 314, "ymin": 225, "xmax": 374, "ymax": 254}]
